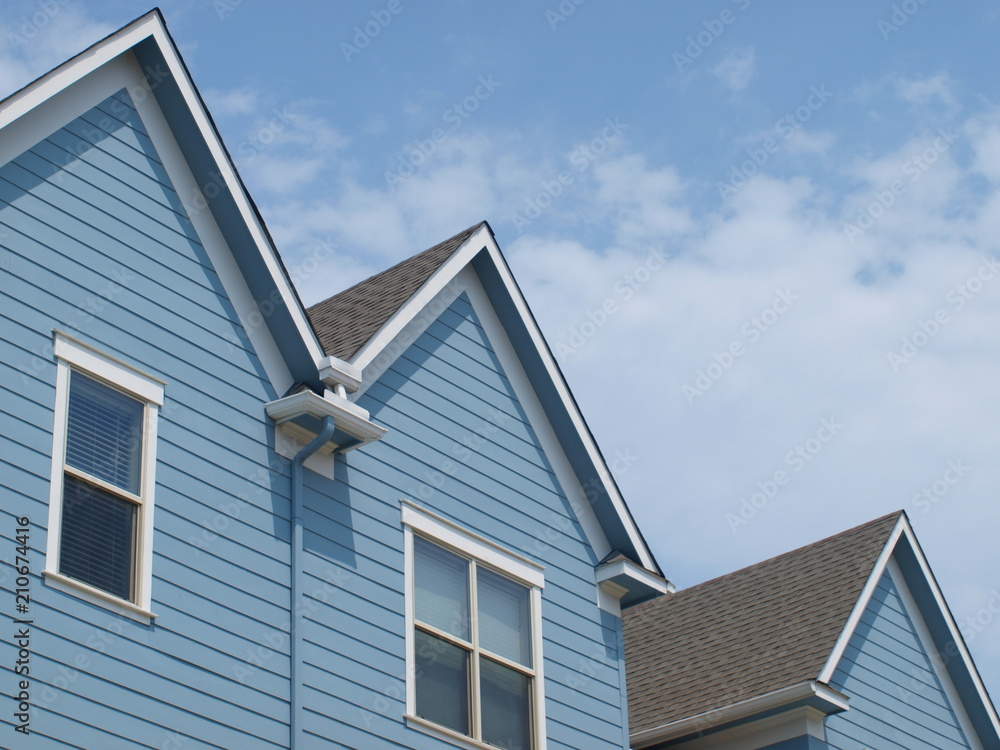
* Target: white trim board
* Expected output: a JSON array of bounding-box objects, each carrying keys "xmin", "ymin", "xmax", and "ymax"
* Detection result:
[
  {"xmin": 0, "ymin": 11, "xmax": 327, "ymax": 388},
  {"xmin": 349, "ymin": 226, "xmax": 658, "ymax": 576},
  {"xmin": 887, "ymin": 557, "xmax": 984, "ymax": 750},
  {"xmin": 819, "ymin": 515, "xmax": 1000, "ymax": 746},
  {"xmin": 0, "ymin": 34, "xmax": 296, "ymax": 395},
  {"xmin": 370, "ymin": 266, "xmax": 619, "ymax": 607},
  {"xmin": 45, "ymin": 331, "xmax": 163, "ymax": 621}
]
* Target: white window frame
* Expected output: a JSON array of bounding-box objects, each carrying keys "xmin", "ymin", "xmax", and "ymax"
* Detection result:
[
  {"xmin": 44, "ymin": 332, "xmax": 164, "ymax": 623},
  {"xmin": 401, "ymin": 500, "xmax": 547, "ymax": 750}
]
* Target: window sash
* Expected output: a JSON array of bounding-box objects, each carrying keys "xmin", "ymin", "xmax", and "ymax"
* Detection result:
[
  {"xmin": 411, "ymin": 534, "xmax": 537, "ymax": 748},
  {"xmin": 59, "ymin": 370, "xmax": 146, "ymax": 602}
]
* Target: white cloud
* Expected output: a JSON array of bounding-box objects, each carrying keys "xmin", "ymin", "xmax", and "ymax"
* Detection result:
[
  {"xmin": 711, "ymin": 46, "xmax": 756, "ymax": 92},
  {"xmin": 0, "ymin": 5, "xmax": 115, "ymax": 96}
]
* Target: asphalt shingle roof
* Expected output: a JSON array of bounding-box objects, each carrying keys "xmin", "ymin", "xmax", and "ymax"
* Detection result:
[
  {"xmin": 623, "ymin": 512, "xmax": 901, "ymax": 737},
  {"xmin": 306, "ymin": 222, "xmax": 487, "ymax": 360}
]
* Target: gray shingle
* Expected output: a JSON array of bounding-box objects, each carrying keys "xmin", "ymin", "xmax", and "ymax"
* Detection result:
[
  {"xmin": 623, "ymin": 512, "xmax": 901, "ymax": 736},
  {"xmin": 307, "ymin": 222, "xmax": 487, "ymax": 360}
]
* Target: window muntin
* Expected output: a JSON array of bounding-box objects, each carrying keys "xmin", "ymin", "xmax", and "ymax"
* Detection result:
[
  {"xmin": 45, "ymin": 333, "xmax": 163, "ymax": 619},
  {"xmin": 412, "ymin": 534, "xmax": 538, "ymax": 750}
]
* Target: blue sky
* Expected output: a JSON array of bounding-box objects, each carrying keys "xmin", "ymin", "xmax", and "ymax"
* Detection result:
[{"xmin": 4, "ymin": 0, "xmax": 1000, "ymax": 706}]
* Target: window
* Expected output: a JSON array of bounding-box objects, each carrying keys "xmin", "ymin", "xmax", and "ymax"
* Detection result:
[
  {"xmin": 402, "ymin": 501, "xmax": 545, "ymax": 750},
  {"xmin": 44, "ymin": 333, "xmax": 163, "ymax": 621}
]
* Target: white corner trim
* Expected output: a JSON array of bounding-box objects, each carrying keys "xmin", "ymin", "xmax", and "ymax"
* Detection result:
[
  {"xmin": 630, "ymin": 681, "xmax": 849, "ymax": 748},
  {"xmin": 886, "ymin": 557, "xmax": 985, "ymax": 750},
  {"xmin": 400, "ymin": 499, "xmax": 544, "ymax": 589},
  {"xmin": 265, "ymin": 389, "xmax": 387, "ymax": 451},
  {"xmin": 818, "ymin": 516, "xmax": 906, "ymax": 684}
]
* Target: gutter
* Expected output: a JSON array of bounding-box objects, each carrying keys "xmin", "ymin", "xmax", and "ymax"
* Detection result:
[
  {"xmin": 265, "ymin": 389, "xmax": 387, "ymax": 750},
  {"xmin": 630, "ymin": 680, "xmax": 850, "ymax": 748}
]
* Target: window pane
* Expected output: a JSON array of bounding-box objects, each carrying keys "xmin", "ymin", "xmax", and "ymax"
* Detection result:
[
  {"xmin": 414, "ymin": 629, "xmax": 470, "ymax": 736},
  {"xmin": 66, "ymin": 372, "xmax": 143, "ymax": 494},
  {"xmin": 414, "ymin": 536, "xmax": 470, "ymax": 640},
  {"xmin": 59, "ymin": 474, "xmax": 136, "ymax": 600},
  {"xmin": 480, "ymin": 657, "xmax": 531, "ymax": 750},
  {"xmin": 478, "ymin": 567, "xmax": 531, "ymax": 667}
]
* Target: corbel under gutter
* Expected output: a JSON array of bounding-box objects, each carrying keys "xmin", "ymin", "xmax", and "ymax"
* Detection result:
[
  {"xmin": 266, "ymin": 388, "xmax": 387, "ymax": 750},
  {"xmin": 596, "ymin": 555, "xmax": 674, "ymax": 613}
]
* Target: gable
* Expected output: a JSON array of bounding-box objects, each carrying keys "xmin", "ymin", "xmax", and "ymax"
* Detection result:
[
  {"xmin": 314, "ymin": 287, "xmax": 634, "ymax": 746},
  {"xmin": 356, "ymin": 279, "xmax": 610, "ymax": 571},
  {"xmin": 308, "ymin": 220, "xmax": 662, "ymax": 580},
  {"xmin": 825, "ymin": 565, "xmax": 978, "ymax": 749}
]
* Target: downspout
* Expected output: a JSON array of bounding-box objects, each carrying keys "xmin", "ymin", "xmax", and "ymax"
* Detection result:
[{"xmin": 290, "ymin": 415, "xmax": 336, "ymax": 749}]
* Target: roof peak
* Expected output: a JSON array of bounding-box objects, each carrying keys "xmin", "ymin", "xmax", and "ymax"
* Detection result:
[
  {"xmin": 306, "ymin": 222, "xmax": 489, "ymax": 361},
  {"xmin": 667, "ymin": 510, "xmax": 904, "ymax": 601}
]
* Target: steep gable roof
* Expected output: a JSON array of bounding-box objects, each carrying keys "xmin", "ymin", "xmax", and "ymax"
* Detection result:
[
  {"xmin": 624, "ymin": 512, "xmax": 1000, "ymax": 748},
  {"xmin": 0, "ymin": 10, "xmax": 330, "ymax": 394},
  {"xmin": 307, "ymin": 222, "xmax": 486, "ymax": 360},
  {"xmin": 306, "ymin": 222, "xmax": 663, "ymax": 577},
  {"xmin": 624, "ymin": 513, "xmax": 899, "ymax": 738}
]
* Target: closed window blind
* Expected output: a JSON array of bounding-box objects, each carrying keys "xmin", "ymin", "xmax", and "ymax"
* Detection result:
[
  {"xmin": 60, "ymin": 371, "xmax": 144, "ymax": 600},
  {"xmin": 66, "ymin": 371, "xmax": 143, "ymax": 494}
]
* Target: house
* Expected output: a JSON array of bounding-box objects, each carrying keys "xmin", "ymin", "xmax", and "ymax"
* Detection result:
[
  {"xmin": 0, "ymin": 9, "xmax": 668, "ymax": 749},
  {"xmin": 623, "ymin": 512, "xmax": 1000, "ymax": 750},
  {"xmin": 2, "ymin": 9, "xmax": 997, "ymax": 750}
]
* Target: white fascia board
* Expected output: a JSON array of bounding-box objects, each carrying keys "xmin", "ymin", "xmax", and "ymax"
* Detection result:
[
  {"xmin": 351, "ymin": 224, "xmax": 495, "ymax": 373},
  {"xmin": 0, "ymin": 13, "xmax": 160, "ymax": 132},
  {"xmin": 818, "ymin": 515, "xmax": 906, "ymax": 684},
  {"xmin": 817, "ymin": 515, "xmax": 1000, "ymax": 743},
  {"xmin": 896, "ymin": 523, "xmax": 1000, "ymax": 742},
  {"xmin": 0, "ymin": 12, "xmax": 329, "ymax": 376},
  {"xmin": 631, "ymin": 681, "xmax": 849, "ymax": 748},
  {"xmin": 139, "ymin": 22, "xmax": 328, "ymax": 369},
  {"xmin": 887, "ymin": 557, "xmax": 985, "ymax": 750},
  {"xmin": 350, "ymin": 226, "xmax": 659, "ymax": 575}
]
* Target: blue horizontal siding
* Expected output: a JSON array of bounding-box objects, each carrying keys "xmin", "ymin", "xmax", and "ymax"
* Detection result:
[
  {"xmin": 825, "ymin": 570, "xmax": 972, "ymax": 750},
  {"xmin": 299, "ymin": 293, "xmax": 626, "ymax": 749},
  {"xmin": 0, "ymin": 88, "xmax": 291, "ymax": 748}
]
